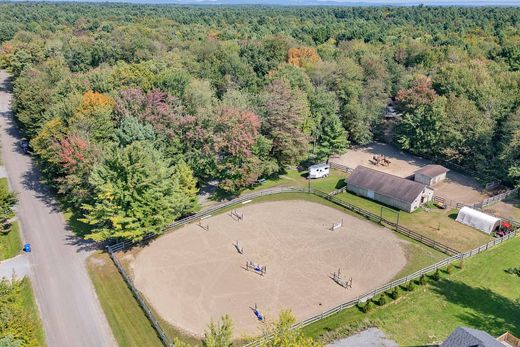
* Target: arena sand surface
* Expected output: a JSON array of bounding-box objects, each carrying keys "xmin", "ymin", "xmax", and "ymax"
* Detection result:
[
  {"xmin": 130, "ymin": 200, "xmax": 407, "ymax": 338},
  {"xmin": 331, "ymin": 142, "xmax": 489, "ymax": 205}
]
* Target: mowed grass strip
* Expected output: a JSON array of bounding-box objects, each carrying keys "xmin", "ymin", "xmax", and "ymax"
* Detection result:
[
  {"xmin": 303, "ymin": 236, "xmax": 520, "ymax": 346},
  {"xmin": 87, "ymin": 253, "xmax": 163, "ymax": 347},
  {"xmin": 0, "ymin": 177, "xmax": 21, "ymax": 260},
  {"xmin": 0, "ymin": 220, "xmax": 22, "ymax": 260},
  {"xmin": 334, "ymin": 191, "xmax": 491, "ymax": 251},
  {"xmin": 19, "ymin": 277, "xmax": 46, "ymax": 346}
]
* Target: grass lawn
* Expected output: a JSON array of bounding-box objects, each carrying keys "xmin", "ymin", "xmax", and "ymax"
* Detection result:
[
  {"xmin": 0, "ymin": 220, "xmax": 22, "ymax": 260},
  {"xmin": 334, "ymin": 192, "xmax": 491, "ymax": 252},
  {"xmin": 303, "ymin": 236, "xmax": 520, "ymax": 346},
  {"xmin": 87, "ymin": 253, "xmax": 164, "ymax": 347},
  {"xmin": 19, "ymin": 277, "xmax": 46, "ymax": 346},
  {"xmin": 248, "ymin": 168, "xmax": 347, "ymax": 194}
]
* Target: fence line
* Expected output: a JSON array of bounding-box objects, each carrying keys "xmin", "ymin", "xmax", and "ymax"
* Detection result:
[
  {"xmin": 242, "ymin": 229, "xmax": 519, "ymax": 347},
  {"xmin": 328, "ymin": 161, "xmax": 354, "ymax": 173},
  {"xmin": 107, "ymin": 247, "xmax": 173, "ymax": 346},
  {"xmin": 106, "ymin": 187, "xmax": 517, "ymax": 347}
]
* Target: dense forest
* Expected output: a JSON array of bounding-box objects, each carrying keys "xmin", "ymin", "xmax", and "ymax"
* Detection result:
[{"xmin": 0, "ymin": 3, "xmax": 519, "ymax": 242}]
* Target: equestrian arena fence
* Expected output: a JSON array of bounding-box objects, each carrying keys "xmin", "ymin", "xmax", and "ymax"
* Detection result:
[{"xmin": 105, "ymin": 186, "xmax": 519, "ymax": 347}]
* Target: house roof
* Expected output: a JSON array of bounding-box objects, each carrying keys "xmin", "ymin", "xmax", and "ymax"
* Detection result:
[
  {"xmin": 346, "ymin": 166, "xmax": 429, "ymax": 204},
  {"xmin": 415, "ymin": 164, "xmax": 449, "ymax": 178},
  {"xmin": 440, "ymin": 327, "xmax": 504, "ymax": 347}
]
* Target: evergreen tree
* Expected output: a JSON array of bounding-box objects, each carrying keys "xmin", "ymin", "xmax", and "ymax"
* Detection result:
[
  {"xmin": 80, "ymin": 142, "xmax": 197, "ymax": 241},
  {"xmin": 316, "ymin": 113, "xmax": 349, "ymax": 160}
]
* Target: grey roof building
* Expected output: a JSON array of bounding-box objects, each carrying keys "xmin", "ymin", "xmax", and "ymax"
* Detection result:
[
  {"xmin": 441, "ymin": 327, "xmax": 507, "ymax": 347},
  {"xmin": 346, "ymin": 166, "xmax": 433, "ymax": 212},
  {"xmin": 414, "ymin": 164, "xmax": 449, "ymax": 186}
]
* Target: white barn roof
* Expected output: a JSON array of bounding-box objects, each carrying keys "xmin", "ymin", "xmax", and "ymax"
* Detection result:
[{"xmin": 456, "ymin": 206, "xmax": 501, "ymax": 234}]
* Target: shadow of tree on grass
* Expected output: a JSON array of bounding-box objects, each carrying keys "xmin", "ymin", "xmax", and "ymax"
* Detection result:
[{"xmin": 430, "ymin": 279, "xmax": 520, "ymax": 337}]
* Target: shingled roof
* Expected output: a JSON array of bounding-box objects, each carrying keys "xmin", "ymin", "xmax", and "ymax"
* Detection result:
[
  {"xmin": 440, "ymin": 327, "xmax": 504, "ymax": 347},
  {"xmin": 347, "ymin": 166, "xmax": 428, "ymax": 204},
  {"xmin": 415, "ymin": 164, "xmax": 449, "ymax": 178}
]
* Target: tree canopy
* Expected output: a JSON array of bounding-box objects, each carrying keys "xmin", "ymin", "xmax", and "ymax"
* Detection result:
[{"xmin": 0, "ymin": 3, "xmax": 519, "ymax": 241}]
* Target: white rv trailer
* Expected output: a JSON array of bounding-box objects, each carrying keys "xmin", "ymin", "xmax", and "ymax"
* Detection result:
[{"xmin": 308, "ymin": 163, "xmax": 330, "ymax": 179}]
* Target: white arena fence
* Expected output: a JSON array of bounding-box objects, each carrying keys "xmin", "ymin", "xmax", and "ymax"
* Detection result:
[{"xmin": 106, "ymin": 186, "xmax": 518, "ymax": 347}]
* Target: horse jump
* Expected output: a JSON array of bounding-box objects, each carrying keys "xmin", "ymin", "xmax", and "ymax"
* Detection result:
[
  {"xmin": 197, "ymin": 219, "xmax": 209, "ymax": 231},
  {"xmin": 330, "ymin": 219, "xmax": 343, "ymax": 231},
  {"xmin": 332, "ymin": 268, "xmax": 352, "ymax": 289},
  {"xmin": 246, "ymin": 261, "xmax": 266, "ymax": 276},
  {"xmin": 234, "ymin": 240, "xmax": 244, "ymax": 254},
  {"xmin": 230, "ymin": 209, "xmax": 243, "ymax": 221}
]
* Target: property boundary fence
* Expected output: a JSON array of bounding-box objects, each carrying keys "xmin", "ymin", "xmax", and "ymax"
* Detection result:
[
  {"xmin": 106, "ymin": 187, "xmax": 517, "ymax": 347},
  {"xmin": 242, "ymin": 229, "xmax": 518, "ymax": 347},
  {"xmin": 328, "ymin": 161, "xmax": 354, "ymax": 173}
]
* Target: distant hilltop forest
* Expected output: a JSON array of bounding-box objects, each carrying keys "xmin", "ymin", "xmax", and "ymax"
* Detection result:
[{"xmin": 0, "ymin": 3, "xmax": 518, "ymax": 241}]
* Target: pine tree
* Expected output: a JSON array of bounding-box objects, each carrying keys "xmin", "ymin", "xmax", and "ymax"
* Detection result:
[
  {"xmin": 316, "ymin": 113, "xmax": 349, "ymax": 160},
  {"xmin": 80, "ymin": 142, "xmax": 197, "ymax": 241}
]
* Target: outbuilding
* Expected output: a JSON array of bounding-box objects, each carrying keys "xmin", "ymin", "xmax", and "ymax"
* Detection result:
[
  {"xmin": 346, "ymin": 166, "xmax": 433, "ymax": 212},
  {"xmin": 455, "ymin": 206, "xmax": 501, "ymax": 235},
  {"xmin": 414, "ymin": 165, "xmax": 449, "ymax": 186}
]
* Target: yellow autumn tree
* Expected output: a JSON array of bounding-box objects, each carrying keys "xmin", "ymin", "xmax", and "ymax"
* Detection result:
[
  {"xmin": 70, "ymin": 91, "xmax": 116, "ymax": 140},
  {"xmin": 287, "ymin": 47, "xmax": 320, "ymax": 68}
]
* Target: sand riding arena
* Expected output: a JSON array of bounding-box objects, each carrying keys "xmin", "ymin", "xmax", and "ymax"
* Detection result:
[{"xmin": 127, "ymin": 199, "xmax": 409, "ymax": 338}]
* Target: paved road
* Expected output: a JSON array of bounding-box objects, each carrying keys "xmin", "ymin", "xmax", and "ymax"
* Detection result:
[
  {"xmin": 0, "ymin": 70, "xmax": 116, "ymax": 347},
  {"xmin": 0, "ymin": 254, "xmax": 30, "ymax": 279}
]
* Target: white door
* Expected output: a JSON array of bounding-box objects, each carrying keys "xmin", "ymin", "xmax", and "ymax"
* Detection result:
[{"xmin": 367, "ymin": 190, "xmax": 375, "ymax": 199}]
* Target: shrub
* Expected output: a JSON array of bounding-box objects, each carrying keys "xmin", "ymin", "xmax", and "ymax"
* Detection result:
[
  {"xmin": 431, "ymin": 269, "xmax": 441, "ymax": 281},
  {"xmin": 446, "ymin": 264, "xmax": 454, "ymax": 274},
  {"xmin": 360, "ymin": 301, "xmax": 374, "ymax": 313},
  {"xmin": 378, "ymin": 295, "xmax": 388, "ymax": 306},
  {"xmin": 505, "ymin": 267, "xmax": 520, "ymax": 277},
  {"xmin": 406, "ymin": 281, "xmax": 415, "ymax": 291},
  {"xmin": 418, "ymin": 274, "xmax": 427, "ymax": 286},
  {"xmin": 389, "ymin": 287, "xmax": 400, "ymax": 300}
]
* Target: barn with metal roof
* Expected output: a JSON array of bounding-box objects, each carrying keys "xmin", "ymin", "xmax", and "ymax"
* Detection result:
[{"xmin": 346, "ymin": 166, "xmax": 434, "ymax": 212}]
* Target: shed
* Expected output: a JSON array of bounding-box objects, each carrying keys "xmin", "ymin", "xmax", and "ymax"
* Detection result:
[
  {"xmin": 456, "ymin": 206, "xmax": 501, "ymax": 234},
  {"xmin": 346, "ymin": 166, "xmax": 433, "ymax": 212},
  {"xmin": 414, "ymin": 165, "xmax": 449, "ymax": 186}
]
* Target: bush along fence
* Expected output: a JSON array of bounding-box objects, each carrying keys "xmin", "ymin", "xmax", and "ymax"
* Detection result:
[
  {"xmin": 105, "ymin": 186, "xmax": 516, "ymax": 347},
  {"xmin": 242, "ymin": 229, "xmax": 519, "ymax": 347}
]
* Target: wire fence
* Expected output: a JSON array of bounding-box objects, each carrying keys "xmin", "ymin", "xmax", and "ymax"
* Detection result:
[{"xmin": 106, "ymin": 186, "xmax": 518, "ymax": 347}]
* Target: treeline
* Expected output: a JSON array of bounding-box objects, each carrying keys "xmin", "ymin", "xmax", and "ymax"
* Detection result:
[{"xmin": 0, "ymin": 3, "xmax": 518, "ymax": 241}]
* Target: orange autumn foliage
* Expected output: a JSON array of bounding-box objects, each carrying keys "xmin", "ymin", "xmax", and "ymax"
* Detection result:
[{"xmin": 287, "ymin": 47, "xmax": 320, "ymax": 67}]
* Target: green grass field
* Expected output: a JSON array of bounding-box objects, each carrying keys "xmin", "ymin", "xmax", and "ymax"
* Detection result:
[
  {"xmin": 248, "ymin": 168, "xmax": 347, "ymax": 194},
  {"xmin": 334, "ymin": 191, "xmax": 491, "ymax": 252},
  {"xmin": 87, "ymin": 253, "xmax": 164, "ymax": 347},
  {"xmin": 0, "ymin": 220, "xmax": 22, "ymax": 260},
  {"xmin": 0, "ymin": 177, "xmax": 21, "ymax": 260},
  {"xmin": 303, "ymin": 236, "xmax": 520, "ymax": 346}
]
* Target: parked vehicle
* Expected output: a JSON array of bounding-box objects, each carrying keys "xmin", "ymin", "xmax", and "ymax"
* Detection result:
[
  {"xmin": 20, "ymin": 139, "xmax": 29, "ymax": 154},
  {"xmin": 308, "ymin": 163, "xmax": 330, "ymax": 179}
]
